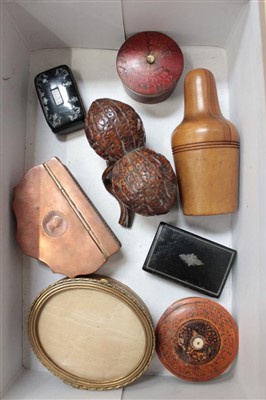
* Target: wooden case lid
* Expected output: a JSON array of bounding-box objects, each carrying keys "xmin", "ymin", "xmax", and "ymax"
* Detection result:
[
  {"xmin": 28, "ymin": 275, "xmax": 155, "ymax": 390},
  {"xmin": 12, "ymin": 157, "xmax": 121, "ymax": 277},
  {"xmin": 116, "ymin": 31, "xmax": 184, "ymax": 103},
  {"xmin": 172, "ymin": 68, "xmax": 239, "ymax": 148},
  {"xmin": 156, "ymin": 297, "xmax": 238, "ymax": 381}
]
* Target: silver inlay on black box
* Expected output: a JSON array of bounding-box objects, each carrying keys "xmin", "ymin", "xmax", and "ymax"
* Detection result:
[
  {"xmin": 35, "ymin": 65, "xmax": 85, "ymax": 135},
  {"xmin": 142, "ymin": 222, "xmax": 237, "ymax": 298}
]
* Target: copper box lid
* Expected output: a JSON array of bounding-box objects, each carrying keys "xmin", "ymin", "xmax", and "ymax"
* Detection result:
[
  {"xmin": 116, "ymin": 31, "xmax": 184, "ymax": 103},
  {"xmin": 156, "ymin": 297, "xmax": 238, "ymax": 381},
  {"xmin": 12, "ymin": 157, "xmax": 121, "ymax": 277}
]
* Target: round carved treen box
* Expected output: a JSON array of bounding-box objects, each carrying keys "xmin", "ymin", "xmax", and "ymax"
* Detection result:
[{"xmin": 155, "ymin": 297, "xmax": 238, "ymax": 381}]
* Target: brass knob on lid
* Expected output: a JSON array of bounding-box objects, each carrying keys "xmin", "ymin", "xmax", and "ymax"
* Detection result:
[{"xmin": 146, "ymin": 54, "xmax": 155, "ymax": 64}]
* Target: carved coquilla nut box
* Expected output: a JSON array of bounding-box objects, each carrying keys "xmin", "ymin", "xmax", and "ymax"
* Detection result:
[{"xmin": 85, "ymin": 98, "xmax": 178, "ymax": 227}]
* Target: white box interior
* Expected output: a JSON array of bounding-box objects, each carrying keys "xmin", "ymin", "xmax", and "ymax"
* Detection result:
[{"xmin": 1, "ymin": 1, "xmax": 266, "ymax": 399}]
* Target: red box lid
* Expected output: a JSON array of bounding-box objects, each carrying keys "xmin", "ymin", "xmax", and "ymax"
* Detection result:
[{"xmin": 116, "ymin": 31, "xmax": 184, "ymax": 103}]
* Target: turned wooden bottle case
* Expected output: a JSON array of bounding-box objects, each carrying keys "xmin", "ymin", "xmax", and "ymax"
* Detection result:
[{"xmin": 172, "ymin": 68, "xmax": 239, "ymax": 216}]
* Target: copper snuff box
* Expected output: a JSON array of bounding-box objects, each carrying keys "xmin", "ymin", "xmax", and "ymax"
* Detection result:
[
  {"xmin": 156, "ymin": 297, "xmax": 238, "ymax": 381},
  {"xmin": 116, "ymin": 31, "xmax": 184, "ymax": 103},
  {"xmin": 28, "ymin": 275, "xmax": 155, "ymax": 390},
  {"xmin": 12, "ymin": 157, "xmax": 121, "ymax": 277}
]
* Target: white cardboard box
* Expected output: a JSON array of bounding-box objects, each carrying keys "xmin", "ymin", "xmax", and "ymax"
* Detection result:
[{"xmin": 1, "ymin": 1, "xmax": 266, "ymax": 399}]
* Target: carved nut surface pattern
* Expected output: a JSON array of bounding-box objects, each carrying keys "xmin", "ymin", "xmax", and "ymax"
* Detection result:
[
  {"xmin": 85, "ymin": 98, "xmax": 145, "ymax": 163},
  {"xmin": 111, "ymin": 148, "xmax": 177, "ymax": 216}
]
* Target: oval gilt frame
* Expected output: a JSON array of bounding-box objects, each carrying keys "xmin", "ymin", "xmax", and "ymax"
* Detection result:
[{"xmin": 28, "ymin": 275, "xmax": 155, "ymax": 390}]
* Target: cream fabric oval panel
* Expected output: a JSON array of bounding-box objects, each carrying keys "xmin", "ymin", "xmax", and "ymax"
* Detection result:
[{"xmin": 37, "ymin": 288, "xmax": 147, "ymax": 381}]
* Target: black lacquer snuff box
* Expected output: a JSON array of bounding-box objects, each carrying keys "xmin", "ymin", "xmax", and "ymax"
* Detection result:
[
  {"xmin": 35, "ymin": 65, "xmax": 85, "ymax": 134},
  {"xmin": 142, "ymin": 222, "xmax": 236, "ymax": 298}
]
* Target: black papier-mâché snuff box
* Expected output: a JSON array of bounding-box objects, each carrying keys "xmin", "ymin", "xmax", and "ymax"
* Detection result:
[
  {"xmin": 142, "ymin": 222, "xmax": 237, "ymax": 297},
  {"xmin": 35, "ymin": 65, "xmax": 85, "ymax": 135}
]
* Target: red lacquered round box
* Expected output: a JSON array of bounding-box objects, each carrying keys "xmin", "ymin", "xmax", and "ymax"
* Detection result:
[
  {"xmin": 156, "ymin": 297, "xmax": 238, "ymax": 381},
  {"xmin": 116, "ymin": 31, "xmax": 184, "ymax": 103}
]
